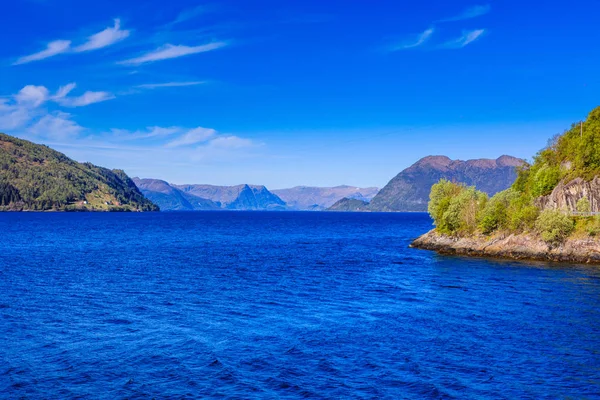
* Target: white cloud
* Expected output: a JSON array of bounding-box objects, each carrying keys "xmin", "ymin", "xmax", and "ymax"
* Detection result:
[
  {"xmin": 119, "ymin": 42, "xmax": 227, "ymax": 65},
  {"xmin": 13, "ymin": 40, "xmax": 71, "ymax": 65},
  {"xmin": 29, "ymin": 111, "xmax": 84, "ymax": 139},
  {"xmin": 442, "ymin": 29, "xmax": 486, "ymax": 49},
  {"xmin": 391, "ymin": 28, "xmax": 434, "ymax": 51},
  {"xmin": 12, "ymin": 19, "xmax": 130, "ymax": 65},
  {"xmin": 136, "ymin": 81, "xmax": 205, "ymax": 89},
  {"xmin": 206, "ymin": 135, "xmax": 254, "ymax": 149},
  {"xmin": 54, "ymin": 90, "xmax": 115, "ymax": 107},
  {"xmin": 54, "ymin": 83, "xmax": 77, "ymax": 99},
  {"xmin": 111, "ymin": 126, "xmax": 181, "ymax": 140},
  {"xmin": 0, "ymin": 105, "xmax": 34, "ymax": 131},
  {"xmin": 74, "ymin": 19, "xmax": 130, "ymax": 52},
  {"xmin": 439, "ymin": 5, "xmax": 491, "ymax": 22},
  {"xmin": 15, "ymin": 85, "xmax": 50, "ymax": 107},
  {"xmin": 166, "ymin": 127, "xmax": 216, "ymax": 147},
  {"xmin": 0, "ymin": 83, "xmax": 113, "ymax": 136},
  {"xmin": 168, "ymin": 6, "xmax": 207, "ymax": 26}
]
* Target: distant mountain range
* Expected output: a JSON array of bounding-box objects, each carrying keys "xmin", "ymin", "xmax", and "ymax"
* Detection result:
[
  {"xmin": 135, "ymin": 155, "xmax": 522, "ymax": 212},
  {"xmin": 330, "ymin": 155, "xmax": 524, "ymax": 212},
  {"xmin": 133, "ymin": 179, "xmax": 286, "ymax": 211},
  {"xmin": 0, "ymin": 133, "xmax": 157, "ymax": 212},
  {"xmin": 272, "ymin": 186, "xmax": 379, "ymax": 210},
  {"xmin": 0, "ymin": 131, "xmax": 524, "ymax": 214}
]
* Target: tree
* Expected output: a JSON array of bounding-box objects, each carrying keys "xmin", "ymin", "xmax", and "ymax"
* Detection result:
[
  {"xmin": 535, "ymin": 209, "xmax": 574, "ymax": 245},
  {"xmin": 576, "ymin": 197, "xmax": 591, "ymax": 213}
]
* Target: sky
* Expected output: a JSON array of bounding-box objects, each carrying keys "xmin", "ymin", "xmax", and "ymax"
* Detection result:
[{"xmin": 0, "ymin": 0, "xmax": 599, "ymax": 189}]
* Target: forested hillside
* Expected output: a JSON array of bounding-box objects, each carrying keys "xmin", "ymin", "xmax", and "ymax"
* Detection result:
[
  {"xmin": 0, "ymin": 133, "xmax": 158, "ymax": 211},
  {"xmin": 427, "ymin": 106, "xmax": 600, "ymax": 244}
]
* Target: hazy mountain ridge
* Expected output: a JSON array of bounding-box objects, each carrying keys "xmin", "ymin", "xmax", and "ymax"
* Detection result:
[
  {"xmin": 367, "ymin": 155, "xmax": 524, "ymax": 212},
  {"xmin": 273, "ymin": 185, "xmax": 379, "ymax": 210},
  {"xmin": 134, "ymin": 179, "xmax": 286, "ymax": 211}
]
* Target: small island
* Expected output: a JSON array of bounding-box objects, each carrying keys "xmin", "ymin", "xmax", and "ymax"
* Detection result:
[{"xmin": 411, "ymin": 106, "xmax": 600, "ymax": 264}]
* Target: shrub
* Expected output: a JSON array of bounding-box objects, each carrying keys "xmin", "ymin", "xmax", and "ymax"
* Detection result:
[
  {"xmin": 478, "ymin": 189, "xmax": 520, "ymax": 234},
  {"xmin": 531, "ymin": 164, "xmax": 560, "ymax": 197},
  {"xmin": 535, "ymin": 209, "xmax": 574, "ymax": 244},
  {"xmin": 440, "ymin": 187, "xmax": 487, "ymax": 234},
  {"xmin": 428, "ymin": 180, "xmax": 487, "ymax": 235},
  {"xmin": 576, "ymin": 197, "xmax": 591, "ymax": 213},
  {"xmin": 587, "ymin": 215, "xmax": 600, "ymax": 236},
  {"xmin": 428, "ymin": 179, "xmax": 463, "ymax": 228}
]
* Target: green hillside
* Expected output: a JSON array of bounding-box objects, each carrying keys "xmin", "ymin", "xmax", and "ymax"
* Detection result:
[
  {"xmin": 0, "ymin": 133, "xmax": 158, "ymax": 211},
  {"xmin": 427, "ymin": 106, "xmax": 600, "ymax": 244}
]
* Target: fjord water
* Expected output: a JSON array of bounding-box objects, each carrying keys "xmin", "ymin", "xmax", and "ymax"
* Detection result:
[{"xmin": 1, "ymin": 212, "xmax": 599, "ymax": 399}]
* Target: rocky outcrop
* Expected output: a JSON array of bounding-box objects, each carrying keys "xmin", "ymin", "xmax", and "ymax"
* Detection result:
[
  {"xmin": 411, "ymin": 230, "xmax": 600, "ymax": 264},
  {"xmin": 537, "ymin": 177, "xmax": 600, "ymax": 212}
]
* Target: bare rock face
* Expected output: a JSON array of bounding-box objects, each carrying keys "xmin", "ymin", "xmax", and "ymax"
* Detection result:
[{"xmin": 537, "ymin": 176, "xmax": 600, "ymax": 212}]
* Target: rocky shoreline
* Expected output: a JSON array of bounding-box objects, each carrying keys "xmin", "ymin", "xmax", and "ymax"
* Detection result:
[{"xmin": 410, "ymin": 230, "xmax": 600, "ymax": 264}]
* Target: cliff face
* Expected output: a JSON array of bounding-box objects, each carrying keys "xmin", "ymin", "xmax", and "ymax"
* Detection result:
[
  {"xmin": 411, "ymin": 230, "xmax": 600, "ymax": 264},
  {"xmin": 368, "ymin": 155, "xmax": 524, "ymax": 212},
  {"xmin": 537, "ymin": 177, "xmax": 600, "ymax": 212}
]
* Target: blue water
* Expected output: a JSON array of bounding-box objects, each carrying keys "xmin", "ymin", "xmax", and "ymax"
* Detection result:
[{"xmin": 1, "ymin": 212, "xmax": 599, "ymax": 399}]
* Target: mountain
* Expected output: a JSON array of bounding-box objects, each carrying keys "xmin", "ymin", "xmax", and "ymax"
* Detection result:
[
  {"xmin": 174, "ymin": 184, "xmax": 286, "ymax": 210},
  {"xmin": 0, "ymin": 133, "xmax": 158, "ymax": 211},
  {"xmin": 368, "ymin": 155, "xmax": 524, "ymax": 212},
  {"xmin": 272, "ymin": 185, "xmax": 379, "ymax": 210},
  {"xmin": 327, "ymin": 197, "xmax": 369, "ymax": 212},
  {"xmin": 132, "ymin": 178, "xmax": 220, "ymax": 211},
  {"xmin": 134, "ymin": 179, "xmax": 286, "ymax": 211}
]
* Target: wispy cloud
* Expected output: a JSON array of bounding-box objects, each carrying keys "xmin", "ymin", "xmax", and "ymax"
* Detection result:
[
  {"xmin": 13, "ymin": 19, "xmax": 130, "ymax": 65},
  {"xmin": 29, "ymin": 111, "xmax": 84, "ymax": 139},
  {"xmin": 54, "ymin": 83, "xmax": 77, "ymax": 99},
  {"xmin": 167, "ymin": 6, "xmax": 207, "ymax": 27},
  {"xmin": 51, "ymin": 83, "xmax": 115, "ymax": 107},
  {"xmin": 441, "ymin": 29, "xmax": 486, "ymax": 48},
  {"xmin": 136, "ymin": 81, "xmax": 205, "ymax": 89},
  {"xmin": 0, "ymin": 83, "xmax": 114, "ymax": 138},
  {"xmin": 119, "ymin": 42, "xmax": 227, "ymax": 65},
  {"xmin": 13, "ymin": 40, "xmax": 71, "ymax": 65},
  {"xmin": 110, "ymin": 126, "xmax": 181, "ymax": 140},
  {"xmin": 166, "ymin": 127, "xmax": 217, "ymax": 147},
  {"xmin": 74, "ymin": 19, "xmax": 130, "ymax": 52},
  {"xmin": 390, "ymin": 28, "xmax": 434, "ymax": 51},
  {"xmin": 55, "ymin": 91, "xmax": 115, "ymax": 107},
  {"xmin": 438, "ymin": 4, "xmax": 491, "ymax": 22},
  {"xmin": 207, "ymin": 135, "xmax": 254, "ymax": 149}
]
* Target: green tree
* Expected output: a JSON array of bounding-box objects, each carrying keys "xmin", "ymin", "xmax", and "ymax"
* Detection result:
[
  {"xmin": 535, "ymin": 209, "xmax": 574, "ymax": 245},
  {"xmin": 576, "ymin": 197, "xmax": 591, "ymax": 213}
]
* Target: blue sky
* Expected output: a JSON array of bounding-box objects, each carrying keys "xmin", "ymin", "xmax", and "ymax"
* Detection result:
[{"xmin": 0, "ymin": 0, "xmax": 598, "ymax": 189}]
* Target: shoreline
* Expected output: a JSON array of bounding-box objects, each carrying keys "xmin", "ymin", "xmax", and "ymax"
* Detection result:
[{"xmin": 410, "ymin": 230, "xmax": 600, "ymax": 264}]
